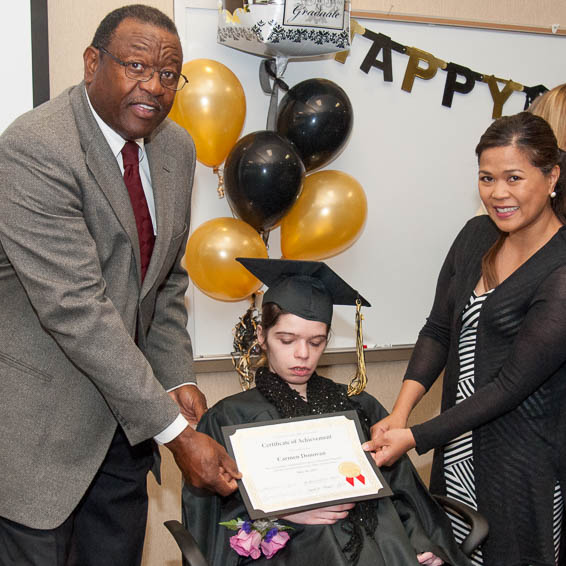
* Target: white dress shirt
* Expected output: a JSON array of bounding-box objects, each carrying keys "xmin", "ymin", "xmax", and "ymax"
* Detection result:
[{"xmin": 86, "ymin": 91, "xmax": 189, "ymax": 444}]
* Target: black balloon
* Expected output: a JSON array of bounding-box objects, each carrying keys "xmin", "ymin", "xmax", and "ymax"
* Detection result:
[
  {"xmin": 277, "ymin": 78, "xmax": 353, "ymax": 171},
  {"xmin": 224, "ymin": 131, "xmax": 305, "ymax": 233}
]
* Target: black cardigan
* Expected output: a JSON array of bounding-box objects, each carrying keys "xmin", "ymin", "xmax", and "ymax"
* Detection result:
[{"xmin": 407, "ymin": 215, "xmax": 566, "ymax": 565}]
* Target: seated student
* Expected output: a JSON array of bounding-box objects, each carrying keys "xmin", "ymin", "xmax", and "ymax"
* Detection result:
[{"xmin": 182, "ymin": 258, "xmax": 472, "ymax": 566}]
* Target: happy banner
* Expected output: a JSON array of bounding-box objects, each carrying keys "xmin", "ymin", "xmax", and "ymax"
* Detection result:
[{"xmin": 337, "ymin": 22, "xmax": 549, "ymax": 118}]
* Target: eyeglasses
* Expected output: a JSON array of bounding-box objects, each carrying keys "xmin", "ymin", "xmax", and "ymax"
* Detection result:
[{"xmin": 95, "ymin": 46, "xmax": 188, "ymax": 91}]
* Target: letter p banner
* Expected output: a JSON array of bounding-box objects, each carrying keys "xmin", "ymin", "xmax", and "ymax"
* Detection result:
[{"xmin": 402, "ymin": 47, "xmax": 446, "ymax": 93}]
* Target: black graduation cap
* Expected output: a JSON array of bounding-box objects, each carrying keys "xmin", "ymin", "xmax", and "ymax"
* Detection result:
[{"xmin": 236, "ymin": 258, "xmax": 370, "ymax": 326}]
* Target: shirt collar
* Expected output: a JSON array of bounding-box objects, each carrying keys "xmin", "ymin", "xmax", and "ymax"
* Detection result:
[{"xmin": 85, "ymin": 88, "xmax": 145, "ymax": 159}]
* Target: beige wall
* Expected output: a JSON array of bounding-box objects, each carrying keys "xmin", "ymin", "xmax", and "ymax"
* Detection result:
[
  {"xmin": 46, "ymin": 2, "xmax": 442, "ymax": 565},
  {"xmin": 351, "ymin": 0, "xmax": 566, "ymax": 31},
  {"xmin": 48, "ymin": 0, "xmax": 174, "ymax": 98}
]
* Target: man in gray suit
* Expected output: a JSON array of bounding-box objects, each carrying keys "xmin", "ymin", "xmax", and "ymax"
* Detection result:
[{"xmin": 0, "ymin": 5, "xmax": 239, "ymax": 565}]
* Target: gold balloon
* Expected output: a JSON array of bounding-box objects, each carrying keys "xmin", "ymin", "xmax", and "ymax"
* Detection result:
[
  {"xmin": 185, "ymin": 217, "xmax": 267, "ymax": 301},
  {"xmin": 169, "ymin": 59, "xmax": 246, "ymax": 168},
  {"xmin": 281, "ymin": 170, "xmax": 367, "ymax": 260}
]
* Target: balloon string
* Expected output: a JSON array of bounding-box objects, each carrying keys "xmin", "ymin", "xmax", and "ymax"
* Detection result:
[
  {"xmin": 262, "ymin": 58, "xmax": 290, "ymax": 92},
  {"xmin": 213, "ymin": 166, "xmax": 225, "ymax": 198},
  {"xmin": 347, "ymin": 298, "xmax": 368, "ymax": 397},
  {"xmin": 259, "ymin": 58, "xmax": 289, "ymax": 131}
]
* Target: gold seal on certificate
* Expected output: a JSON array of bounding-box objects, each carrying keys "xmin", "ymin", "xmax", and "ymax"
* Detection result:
[
  {"xmin": 222, "ymin": 410, "xmax": 392, "ymax": 519},
  {"xmin": 338, "ymin": 462, "xmax": 365, "ymax": 486}
]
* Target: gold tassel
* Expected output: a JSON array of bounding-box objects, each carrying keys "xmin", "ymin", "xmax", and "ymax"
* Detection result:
[
  {"xmin": 231, "ymin": 294, "xmax": 261, "ymax": 391},
  {"xmin": 347, "ymin": 298, "xmax": 367, "ymax": 396},
  {"xmin": 232, "ymin": 339, "xmax": 259, "ymax": 391},
  {"xmin": 213, "ymin": 166, "xmax": 225, "ymax": 198}
]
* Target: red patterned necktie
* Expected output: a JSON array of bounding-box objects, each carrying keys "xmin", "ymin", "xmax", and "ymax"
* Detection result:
[{"xmin": 122, "ymin": 141, "xmax": 155, "ymax": 282}]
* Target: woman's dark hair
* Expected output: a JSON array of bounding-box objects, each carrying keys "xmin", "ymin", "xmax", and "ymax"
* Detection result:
[
  {"xmin": 255, "ymin": 302, "xmax": 287, "ymax": 368},
  {"xmin": 260, "ymin": 302, "xmax": 286, "ymax": 335},
  {"xmin": 476, "ymin": 112, "xmax": 564, "ymax": 289}
]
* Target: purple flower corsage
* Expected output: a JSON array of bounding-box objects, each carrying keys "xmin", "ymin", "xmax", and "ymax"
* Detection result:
[{"xmin": 220, "ymin": 517, "xmax": 293, "ymax": 560}]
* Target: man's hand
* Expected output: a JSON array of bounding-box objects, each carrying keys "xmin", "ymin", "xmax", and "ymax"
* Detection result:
[
  {"xmin": 168, "ymin": 384, "xmax": 207, "ymax": 424},
  {"xmin": 166, "ymin": 426, "xmax": 241, "ymax": 496}
]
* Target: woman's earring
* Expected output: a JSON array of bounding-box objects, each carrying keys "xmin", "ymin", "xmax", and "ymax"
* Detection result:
[{"xmin": 551, "ymin": 191, "xmax": 557, "ymax": 199}]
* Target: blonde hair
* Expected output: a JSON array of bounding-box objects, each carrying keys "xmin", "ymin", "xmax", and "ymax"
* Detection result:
[{"xmin": 529, "ymin": 84, "xmax": 566, "ymax": 150}]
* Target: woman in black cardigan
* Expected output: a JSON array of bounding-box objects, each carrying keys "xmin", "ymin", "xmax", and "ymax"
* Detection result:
[{"xmin": 364, "ymin": 112, "xmax": 566, "ymax": 566}]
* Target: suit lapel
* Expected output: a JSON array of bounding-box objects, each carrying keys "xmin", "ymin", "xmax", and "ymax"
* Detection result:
[
  {"xmin": 143, "ymin": 131, "xmax": 177, "ymax": 296},
  {"xmin": 71, "ymin": 84, "xmax": 181, "ymax": 294},
  {"xmin": 70, "ymin": 84, "xmax": 142, "ymax": 278}
]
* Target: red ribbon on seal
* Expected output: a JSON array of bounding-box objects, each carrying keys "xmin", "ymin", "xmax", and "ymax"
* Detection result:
[{"xmin": 345, "ymin": 474, "xmax": 365, "ymax": 486}]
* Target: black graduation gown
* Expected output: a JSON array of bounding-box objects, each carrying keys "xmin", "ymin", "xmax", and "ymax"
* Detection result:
[{"xmin": 182, "ymin": 384, "xmax": 472, "ymax": 566}]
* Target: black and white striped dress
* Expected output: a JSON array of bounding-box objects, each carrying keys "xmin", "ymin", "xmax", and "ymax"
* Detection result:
[{"xmin": 443, "ymin": 291, "xmax": 564, "ymax": 565}]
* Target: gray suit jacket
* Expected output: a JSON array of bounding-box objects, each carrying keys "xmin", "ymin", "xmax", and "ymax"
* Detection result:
[{"xmin": 0, "ymin": 83, "xmax": 196, "ymax": 529}]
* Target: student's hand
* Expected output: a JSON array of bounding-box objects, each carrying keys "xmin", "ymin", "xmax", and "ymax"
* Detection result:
[
  {"xmin": 168, "ymin": 384, "xmax": 208, "ymax": 424},
  {"xmin": 417, "ymin": 551, "xmax": 444, "ymax": 565},
  {"xmin": 362, "ymin": 428, "xmax": 416, "ymax": 467},
  {"xmin": 166, "ymin": 427, "xmax": 241, "ymax": 496},
  {"xmin": 281, "ymin": 503, "xmax": 355, "ymax": 525}
]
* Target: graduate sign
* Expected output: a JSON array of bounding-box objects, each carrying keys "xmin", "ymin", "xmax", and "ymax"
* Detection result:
[
  {"xmin": 282, "ymin": 0, "xmax": 346, "ymax": 30},
  {"xmin": 218, "ymin": 0, "xmax": 351, "ymax": 61},
  {"xmin": 223, "ymin": 411, "xmax": 392, "ymax": 519}
]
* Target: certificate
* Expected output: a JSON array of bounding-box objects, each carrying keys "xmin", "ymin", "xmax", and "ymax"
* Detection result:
[{"xmin": 222, "ymin": 411, "xmax": 392, "ymax": 519}]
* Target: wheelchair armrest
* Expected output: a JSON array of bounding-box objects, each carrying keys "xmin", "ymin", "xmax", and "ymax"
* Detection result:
[
  {"xmin": 164, "ymin": 520, "xmax": 209, "ymax": 566},
  {"xmin": 433, "ymin": 494, "xmax": 489, "ymax": 556}
]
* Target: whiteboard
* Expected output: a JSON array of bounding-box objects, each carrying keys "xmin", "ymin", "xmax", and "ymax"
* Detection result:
[{"xmin": 175, "ymin": 2, "xmax": 564, "ymax": 358}]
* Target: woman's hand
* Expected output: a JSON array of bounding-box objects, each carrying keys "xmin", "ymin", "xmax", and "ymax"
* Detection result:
[
  {"xmin": 363, "ymin": 428, "xmax": 416, "ymax": 467},
  {"xmin": 370, "ymin": 411, "xmax": 408, "ymax": 439},
  {"xmin": 417, "ymin": 551, "xmax": 444, "ymax": 565},
  {"xmin": 281, "ymin": 503, "xmax": 355, "ymax": 525}
]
